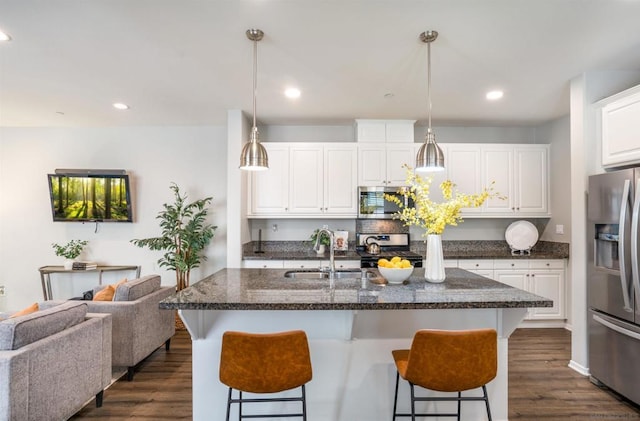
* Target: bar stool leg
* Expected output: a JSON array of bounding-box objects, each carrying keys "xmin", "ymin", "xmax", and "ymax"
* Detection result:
[
  {"xmin": 409, "ymin": 383, "xmax": 416, "ymax": 421},
  {"xmin": 238, "ymin": 390, "xmax": 243, "ymax": 421},
  {"xmin": 392, "ymin": 372, "xmax": 400, "ymax": 421},
  {"xmin": 483, "ymin": 385, "xmax": 492, "ymax": 421},
  {"xmin": 225, "ymin": 388, "xmax": 232, "ymax": 421},
  {"xmin": 457, "ymin": 391, "xmax": 461, "ymax": 421},
  {"xmin": 302, "ymin": 384, "xmax": 307, "ymax": 421}
]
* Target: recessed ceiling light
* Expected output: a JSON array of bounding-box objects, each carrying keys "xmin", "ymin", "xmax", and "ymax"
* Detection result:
[
  {"xmin": 113, "ymin": 103, "xmax": 130, "ymax": 110},
  {"xmin": 284, "ymin": 88, "xmax": 301, "ymax": 99},
  {"xmin": 0, "ymin": 30, "xmax": 11, "ymax": 42},
  {"xmin": 486, "ymin": 90, "xmax": 504, "ymax": 100}
]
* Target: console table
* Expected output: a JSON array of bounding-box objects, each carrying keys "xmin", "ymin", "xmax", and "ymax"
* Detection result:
[{"xmin": 38, "ymin": 265, "xmax": 141, "ymax": 300}]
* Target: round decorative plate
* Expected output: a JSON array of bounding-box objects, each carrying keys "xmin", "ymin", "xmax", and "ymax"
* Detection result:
[{"xmin": 505, "ymin": 220, "xmax": 539, "ymax": 251}]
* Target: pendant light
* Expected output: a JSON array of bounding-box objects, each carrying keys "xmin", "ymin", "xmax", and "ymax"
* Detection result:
[
  {"xmin": 415, "ymin": 30, "xmax": 445, "ymax": 173},
  {"xmin": 240, "ymin": 29, "xmax": 269, "ymax": 171}
]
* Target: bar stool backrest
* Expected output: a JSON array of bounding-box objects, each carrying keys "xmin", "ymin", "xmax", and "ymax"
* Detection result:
[
  {"xmin": 220, "ymin": 330, "xmax": 313, "ymax": 394},
  {"xmin": 404, "ymin": 328, "xmax": 497, "ymax": 392}
]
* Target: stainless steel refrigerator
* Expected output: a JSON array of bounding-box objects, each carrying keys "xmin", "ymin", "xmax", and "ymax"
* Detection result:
[{"xmin": 588, "ymin": 167, "xmax": 640, "ymax": 404}]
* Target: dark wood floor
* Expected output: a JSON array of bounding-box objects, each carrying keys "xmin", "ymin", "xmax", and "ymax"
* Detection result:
[{"xmin": 73, "ymin": 328, "xmax": 640, "ymax": 420}]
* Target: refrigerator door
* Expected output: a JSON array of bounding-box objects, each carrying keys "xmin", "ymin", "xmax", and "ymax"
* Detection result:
[
  {"xmin": 589, "ymin": 309, "xmax": 640, "ymax": 406},
  {"xmin": 632, "ymin": 169, "xmax": 640, "ymax": 320},
  {"xmin": 587, "ymin": 169, "xmax": 635, "ymax": 322}
]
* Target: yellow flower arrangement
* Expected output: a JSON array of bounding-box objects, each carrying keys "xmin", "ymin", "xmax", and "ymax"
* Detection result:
[{"xmin": 385, "ymin": 165, "xmax": 502, "ymax": 236}]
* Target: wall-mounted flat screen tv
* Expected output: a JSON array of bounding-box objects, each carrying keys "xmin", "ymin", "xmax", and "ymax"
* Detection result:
[{"xmin": 47, "ymin": 170, "xmax": 133, "ymax": 222}]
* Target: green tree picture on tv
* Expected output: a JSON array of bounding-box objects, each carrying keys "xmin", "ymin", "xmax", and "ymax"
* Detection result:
[{"xmin": 48, "ymin": 173, "xmax": 132, "ymax": 222}]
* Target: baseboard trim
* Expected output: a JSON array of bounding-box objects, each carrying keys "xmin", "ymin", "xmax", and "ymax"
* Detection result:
[{"xmin": 568, "ymin": 359, "xmax": 590, "ymax": 376}]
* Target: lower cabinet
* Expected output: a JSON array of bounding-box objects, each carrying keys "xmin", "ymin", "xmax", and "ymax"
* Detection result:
[
  {"xmin": 458, "ymin": 259, "xmax": 494, "ymax": 278},
  {"xmin": 493, "ymin": 259, "xmax": 565, "ymax": 322},
  {"xmin": 243, "ymin": 260, "xmax": 360, "ymax": 269},
  {"xmin": 242, "ymin": 260, "xmax": 285, "ymax": 269}
]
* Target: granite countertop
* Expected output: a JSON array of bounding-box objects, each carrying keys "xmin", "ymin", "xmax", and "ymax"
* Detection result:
[
  {"xmin": 242, "ymin": 240, "xmax": 569, "ymax": 261},
  {"xmin": 160, "ymin": 267, "xmax": 552, "ymax": 311}
]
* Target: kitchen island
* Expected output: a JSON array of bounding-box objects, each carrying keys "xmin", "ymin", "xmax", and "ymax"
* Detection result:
[{"xmin": 160, "ymin": 267, "xmax": 551, "ymax": 421}]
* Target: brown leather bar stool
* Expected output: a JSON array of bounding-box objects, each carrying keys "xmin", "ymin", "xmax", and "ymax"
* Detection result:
[
  {"xmin": 392, "ymin": 328, "xmax": 497, "ymax": 420},
  {"xmin": 219, "ymin": 330, "xmax": 313, "ymax": 420}
]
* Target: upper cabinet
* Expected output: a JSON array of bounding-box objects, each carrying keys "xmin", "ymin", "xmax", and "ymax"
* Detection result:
[
  {"xmin": 445, "ymin": 144, "xmax": 483, "ymax": 214},
  {"xmin": 248, "ymin": 143, "xmax": 358, "ymax": 218},
  {"xmin": 597, "ymin": 84, "xmax": 640, "ymax": 168},
  {"xmin": 247, "ymin": 140, "xmax": 551, "ymax": 219},
  {"xmin": 355, "ymin": 119, "xmax": 415, "ymax": 143},
  {"xmin": 482, "ymin": 144, "xmax": 550, "ymax": 217},
  {"xmin": 358, "ymin": 143, "xmax": 415, "ymax": 186},
  {"xmin": 356, "ymin": 119, "xmax": 416, "ymax": 186}
]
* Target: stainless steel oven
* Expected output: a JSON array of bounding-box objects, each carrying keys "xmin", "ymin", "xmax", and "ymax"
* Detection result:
[
  {"xmin": 356, "ymin": 233, "xmax": 423, "ymax": 268},
  {"xmin": 358, "ymin": 186, "xmax": 413, "ymax": 219}
]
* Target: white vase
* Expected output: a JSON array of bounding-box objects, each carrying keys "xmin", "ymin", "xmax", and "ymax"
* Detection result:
[
  {"xmin": 63, "ymin": 259, "xmax": 74, "ymax": 270},
  {"xmin": 424, "ymin": 234, "xmax": 445, "ymax": 283},
  {"xmin": 316, "ymin": 244, "xmax": 326, "ymax": 255}
]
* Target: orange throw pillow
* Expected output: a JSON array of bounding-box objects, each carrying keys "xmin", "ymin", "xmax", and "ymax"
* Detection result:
[
  {"xmin": 93, "ymin": 278, "xmax": 128, "ymax": 301},
  {"xmin": 9, "ymin": 302, "xmax": 39, "ymax": 318},
  {"xmin": 93, "ymin": 284, "xmax": 117, "ymax": 301}
]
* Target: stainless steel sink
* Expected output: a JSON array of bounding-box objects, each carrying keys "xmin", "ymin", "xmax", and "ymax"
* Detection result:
[{"xmin": 284, "ymin": 269, "xmax": 375, "ymax": 280}]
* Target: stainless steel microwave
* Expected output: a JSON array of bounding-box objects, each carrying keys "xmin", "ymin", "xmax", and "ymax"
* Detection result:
[{"xmin": 358, "ymin": 186, "xmax": 414, "ymax": 219}]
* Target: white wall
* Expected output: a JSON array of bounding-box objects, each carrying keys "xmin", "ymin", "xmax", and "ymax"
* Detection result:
[
  {"xmin": 0, "ymin": 126, "xmax": 227, "ymax": 311},
  {"xmin": 536, "ymin": 116, "xmax": 571, "ymax": 242}
]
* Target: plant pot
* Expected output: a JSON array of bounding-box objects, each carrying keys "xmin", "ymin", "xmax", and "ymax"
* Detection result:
[
  {"xmin": 316, "ymin": 244, "xmax": 326, "ymax": 255},
  {"xmin": 63, "ymin": 259, "xmax": 74, "ymax": 270}
]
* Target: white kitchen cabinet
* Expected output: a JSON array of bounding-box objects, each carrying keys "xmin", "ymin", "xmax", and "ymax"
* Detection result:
[
  {"xmin": 481, "ymin": 144, "xmax": 549, "ymax": 217},
  {"xmin": 324, "ymin": 144, "xmax": 359, "ymax": 215},
  {"xmin": 597, "ymin": 84, "xmax": 640, "ymax": 168},
  {"xmin": 242, "ymin": 260, "xmax": 285, "ymax": 269},
  {"xmin": 289, "ymin": 145, "xmax": 324, "ymax": 214},
  {"xmin": 493, "ymin": 259, "xmax": 565, "ymax": 322},
  {"xmin": 249, "ymin": 143, "xmax": 357, "ymax": 218},
  {"xmin": 358, "ymin": 143, "xmax": 415, "ymax": 186},
  {"xmin": 330, "ymin": 260, "xmax": 361, "ymax": 269},
  {"xmin": 283, "ymin": 260, "xmax": 322, "ymax": 269},
  {"xmin": 458, "ymin": 259, "xmax": 494, "ymax": 278},
  {"xmin": 249, "ymin": 143, "xmax": 290, "ymax": 214},
  {"xmin": 355, "ymin": 119, "xmax": 415, "ymax": 143},
  {"xmin": 528, "ymin": 260, "xmax": 565, "ymax": 320},
  {"xmin": 283, "ymin": 260, "xmax": 360, "ymax": 270},
  {"xmin": 446, "ymin": 144, "xmax": 483, "ymax": 214}
]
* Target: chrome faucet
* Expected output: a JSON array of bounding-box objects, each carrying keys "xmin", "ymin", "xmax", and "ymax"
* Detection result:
[{"xmin": 314, "ymin": 228, "xmax": 336, "ymax": 275}]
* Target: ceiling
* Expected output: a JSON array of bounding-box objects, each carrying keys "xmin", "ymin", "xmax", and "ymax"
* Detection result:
[{"xmin": 1, "ymin": 0, "xmax": 640, "ymax": 128}]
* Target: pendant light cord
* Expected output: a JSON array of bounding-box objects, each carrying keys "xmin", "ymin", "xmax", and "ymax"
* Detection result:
[
  {"xmin": 427, "ymin": 39, "xmax": 432, "ymax": 134},
  {"xmin": 252, "ymin": 37, "xmax": 258, "ymax": 132}
]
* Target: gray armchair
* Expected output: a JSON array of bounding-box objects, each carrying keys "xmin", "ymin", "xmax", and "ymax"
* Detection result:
[
  {"xmin": 85, "ymin": 275, "xmax": 176, "ymax": 380},
  {"xmin": 0, "ymin": 301, "xmax": 112, "ymax": 421}
]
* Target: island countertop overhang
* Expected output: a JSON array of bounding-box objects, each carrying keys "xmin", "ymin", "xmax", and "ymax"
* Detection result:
[{"xmin": 160, "ymin": 267, "xmax": 552, "ymax": 311}]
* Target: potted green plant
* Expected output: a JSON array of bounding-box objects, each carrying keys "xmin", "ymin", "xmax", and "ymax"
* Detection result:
[
  {"xmin": 131, "ymin": 183, "xmax": 217, "ymax": 291},
  {"xmin": 310, "ymin": 229, "xmax": 331, "ymax": 255},
  {"xmin": 52, "ymin": 239, "xmax": 88, "ymax": 269}
]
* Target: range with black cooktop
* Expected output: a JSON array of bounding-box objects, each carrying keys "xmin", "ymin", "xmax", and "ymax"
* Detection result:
[{"xmin": 356, "ymin": 232, "xmax": 422, "ymax": 268}]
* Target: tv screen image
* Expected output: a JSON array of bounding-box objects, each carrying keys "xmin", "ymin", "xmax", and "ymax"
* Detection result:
[{"xmin": 48, "ymin": 173, "xmax": 133, "ymax": 222}]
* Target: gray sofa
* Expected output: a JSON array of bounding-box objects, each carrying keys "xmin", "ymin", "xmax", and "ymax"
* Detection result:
[
  {"xmin": 0, "ymin": 301, "xmax": 112, "ymax": 421},
  {"xmin": 86, "ymin": 274, "xmax": 175, "ymax": 380}
]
